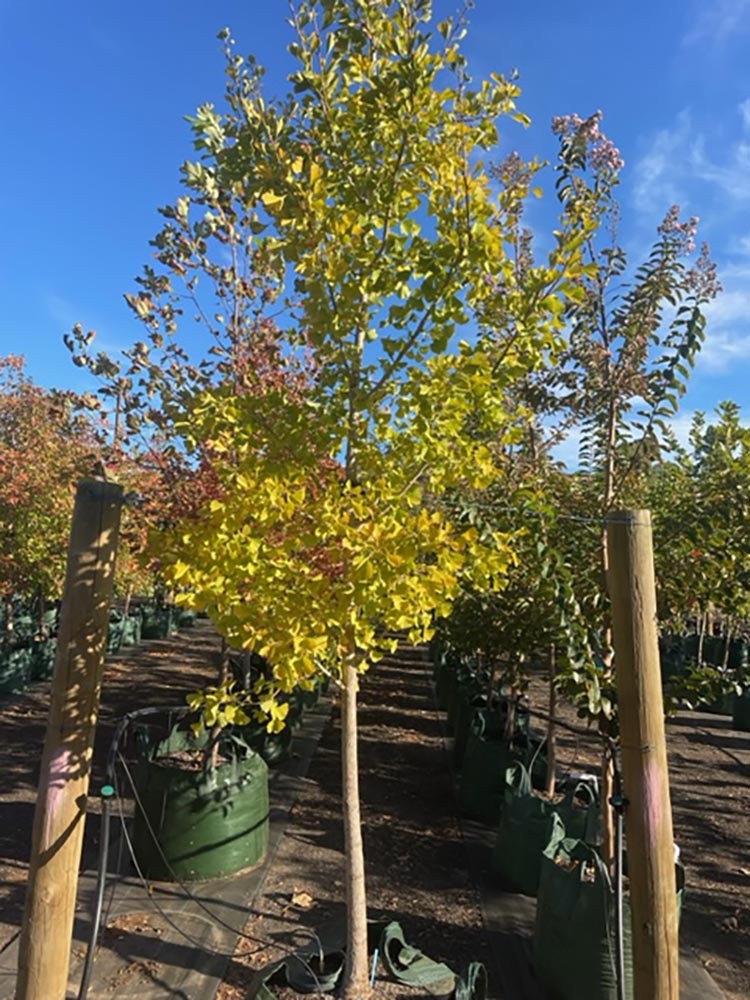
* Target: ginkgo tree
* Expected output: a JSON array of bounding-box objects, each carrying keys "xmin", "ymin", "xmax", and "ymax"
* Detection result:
[{"xmin": 70, "ymin": 2, "xmax": 594, "ymax": 994}]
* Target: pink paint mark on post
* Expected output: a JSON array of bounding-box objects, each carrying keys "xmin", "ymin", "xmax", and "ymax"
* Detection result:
[
  {"xmin": 643, "ymin": 760, "xmax": 662, "ymax": 850},
  {"xmin": 42, "ymin": 747, "xmax": 74, "ymax": 852}
]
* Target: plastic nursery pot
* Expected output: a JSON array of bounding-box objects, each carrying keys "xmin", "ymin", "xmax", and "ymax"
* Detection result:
[
  {"xmin": 733, "ymin": 689, "xmax": 750, "ymax": 732},
  {"xmin": 132, "ymin": 728, "xmax": 269, "ymax": 881},
  {"xmin": 0, "ymin": 645, "xmax": 33, "ymax": 696}
]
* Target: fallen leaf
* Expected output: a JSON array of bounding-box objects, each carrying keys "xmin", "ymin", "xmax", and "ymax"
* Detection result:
[{"xmin": 291, "ymin": 890, "xmax": 314, "ymax": 909}]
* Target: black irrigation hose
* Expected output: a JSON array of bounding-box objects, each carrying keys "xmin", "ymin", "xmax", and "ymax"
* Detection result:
[{"xmin": 606, "ymin": 740, "xmax": 627, "ymax": 1000}]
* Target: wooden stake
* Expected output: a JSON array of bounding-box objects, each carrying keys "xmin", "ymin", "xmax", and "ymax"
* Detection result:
[
  {"xmin": 606, "ymin": 509, "xmax": 679, "ymax": 1000},
  {"xmin": 544, "ymin": 644, "xmax": 557, "ymax": 799},
  {"xmin": 16, "ymin": 479, "xmax": 123, "ymax": 1000}
]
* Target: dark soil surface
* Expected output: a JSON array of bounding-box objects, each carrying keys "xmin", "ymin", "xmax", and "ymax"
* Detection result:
[
  {"xmin": 1, "ymin": 626, "xmax": 747, "ymax": 999},
  {"xmin": 215, "ymin": 643, "xmax": 492, "ymax": 1000}
]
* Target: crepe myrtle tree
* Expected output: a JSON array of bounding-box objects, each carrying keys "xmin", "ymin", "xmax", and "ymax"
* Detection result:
[
  {"xmin": 69, "ymin": 2, "xmax": 594, "ymax": 994},
  {"xmin": 538, "ymin": 110, "xmax": 722, "ymax": 866}
]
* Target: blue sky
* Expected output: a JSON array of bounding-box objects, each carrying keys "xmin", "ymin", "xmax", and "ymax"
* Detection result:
[{"xmin": 1, "ymin": 0, "xmax": 748, "ymax": 454}]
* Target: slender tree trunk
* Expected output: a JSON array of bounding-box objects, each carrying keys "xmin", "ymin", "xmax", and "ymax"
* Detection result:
[
  {"xmin": 722, "ymin": 626, "xmax": 732, "ymax": 672},
  {"xmin": 600, "ymin": 398, "xmax": 617, "ymax": 871},
  {"xmin": 697, "ymin": 611, "xmax": 706, "ymax": 667},
  {"xmin": 4, "ymin": 595, "xmax": 13, "ymax": 649},
  {"xmin": 503, "ymin": 689, "xmax": 516, "ymax": 749},
  {"xmin": 545, "ymin": 644, "xmax": 557, "ymax": 798},
  {"xmin": 37, "ymin": 589, "xmax": 46, "ymax": 639},
  {"xmin": 341, "ymin": 654, "xmax": 370, "ymax": 999},
  {"xmin": 208, "ymin": 638, "xmax": 231, "ymax": 771}
]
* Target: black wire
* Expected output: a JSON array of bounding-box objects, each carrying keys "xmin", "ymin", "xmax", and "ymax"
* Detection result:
[{"xmin": 114, "ymin": 749, "xmax": 325, "ymax": 979}]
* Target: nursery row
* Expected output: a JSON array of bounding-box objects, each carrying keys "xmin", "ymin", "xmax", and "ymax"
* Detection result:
[
  {"xmin": 0, "ymin": 599, "xmax": 196, "ymax": 697},
  {"xmin": 433, "ymin": 641, "xmax": 681, "ymax": 1000}
]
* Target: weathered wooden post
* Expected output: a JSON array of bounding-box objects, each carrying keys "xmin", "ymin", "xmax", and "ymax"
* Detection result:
[
  {"xmin": 606, "ymin": 509, "xmax": 679, "ymax": 1000},
  {"xmin": 16, "ymin": 478, "xmax": 123, "ymax": 1000}
]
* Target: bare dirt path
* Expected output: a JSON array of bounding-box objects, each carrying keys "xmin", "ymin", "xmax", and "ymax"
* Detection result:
[{"xmin": 215, "ymin": 643, "xmax": 493, "ymax": 1000}]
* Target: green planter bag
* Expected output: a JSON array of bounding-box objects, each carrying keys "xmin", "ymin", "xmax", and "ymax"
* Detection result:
[
  {"xmin": 132, "ymin": 726, "xmax": 269, "ymax": 881},
  {"xmin": 31, "ymin": 637, "xmax": 57, "ymax": 680},
  {"xmin": 459, "ymin": 711, "xmax": 514, "ymax": 824},
  {"xmin": 107, "ymin": 615, "xmax": 124, "ymax": 655},
  {"xmin": 492, "ymin": 764, "xmax": 598, "ymax": 897},
  {"xmin": 0, "ymin": 645, "xmax": 33, "ymax": 695},
  {"xmin": 434, "ymin": 649, "xmax": 456, "ymax": 712},
  {"xmin": 533, "ymin": 814, "xmax": 684, "ymax": 1000},
  {"xmin": 120, "ymin": 613, "xmax": 142, "ymax": 647},
  {"xmin": 141, "ymin": 605, "xmax": 174, "ymax": 640},
  {"xmin": 177, "ymin": 608, "xmax": 197, "ymax": 629},
  {"xmin": 733, "ymin": 688, "xmax": 750, "ymax": 731},
  {"xmin": 453, "ymin": 687, "xmax": 495, "ymax": 766}
]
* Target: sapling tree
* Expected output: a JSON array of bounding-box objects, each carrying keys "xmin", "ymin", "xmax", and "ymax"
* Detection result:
[
  {"xmin": 69, "ymin": 2, "xmax": 593, "ymax": 993},
  {"xmin": 650, "ymin": 403, "xmax": 750, "ymax": 700},
  {"xmin": 542, "ymin": 111, "xmax": 721, "ymax": 864}
]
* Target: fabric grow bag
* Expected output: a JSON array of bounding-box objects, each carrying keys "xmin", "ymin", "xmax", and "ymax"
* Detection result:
[
  {"xmin": 492, "ymin": 764, "xmax": 598, "ymax": 896},
  {"xmin": 0, "ymin": 645, "xmax": 33, "ymax": 695},
  {"xmin": 458, "ymin": 708, "xmax": 541, "ymax": 824},
  {"xmin": 733, "ymin": 688, "xmax": 750, "ymax": 732},
  {"xmin": 459, "ymin": 711, "xmax": 514, "ymax": 824},
  {"xmin": 107, "ymin": 615, "xmax": 124, "ymax": 655},
  {"xmin": 132, "ymin": 727, "xmax": 269, "ymax": 881},
  {"xmin": 533, "ymin": 815, "xmax": 684, "ymax": 1000},
  {"xmin": 140, "ymin": 605, "xmax": 175, "ymax": 640},
  {"xmin": 176, "ymin": 608, "xmax": 197, "ymax": 628},
  {"xmin": 30, "ymin": 637, "xmax": 57, "ymax": 681},
  {"xmin": 120, "ymin": 613, "xmax": 142, "ymax": 646}
]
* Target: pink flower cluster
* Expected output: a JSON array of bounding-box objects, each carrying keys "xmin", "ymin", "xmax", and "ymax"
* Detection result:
[
  {"xmin": 658, "ymin": 204, "xmax": 699, "ymax": 254},
  {"xmin": 551, "ymin": 110, "xmax": 625, "ymax": 173},
  {"xmin": 687, "ymin": 243, "xmax": 722, "ymax": 300}
]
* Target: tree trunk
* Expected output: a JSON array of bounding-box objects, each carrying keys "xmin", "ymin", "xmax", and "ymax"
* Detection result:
[
  {"xmin": 545, "ymin": 645, "xmax": 557, "ymax": 798},
  {"xmin": 599, "ymin": 716, "xmax": 615, "ymax": 872},
  {"xmin": 697, "ymin": 611, "xmax": 706, "ymax": 667},
  {"xmin": 340, "ymin": 655, "xmax": 370, "ymax": 999},
  {"xmin": 503, "ymin": 689, "xmax": 516, "ymax": 750},
  {"xmin": 208, "ymin": 638, "xmax": 231, "ymax": 771}
]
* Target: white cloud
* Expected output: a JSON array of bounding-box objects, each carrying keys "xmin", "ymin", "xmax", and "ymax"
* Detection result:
[
  {"xmin": 632, "ymin": 111, "xmax": 692, "ymax": 217},
  {"xmin": 690, "ymin": 135, "xmax": 750, "ymax": 202},
  {"xmin": 683, "ymin": 0, "xmax": 750, "ymax": 46},
  {"xmin": 697, "ymin": 288, "xmax": 750, "ymax": 373},
  {"xmin": 632, "ymin": 109, "xmax": 750, "ymax": 227}
]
